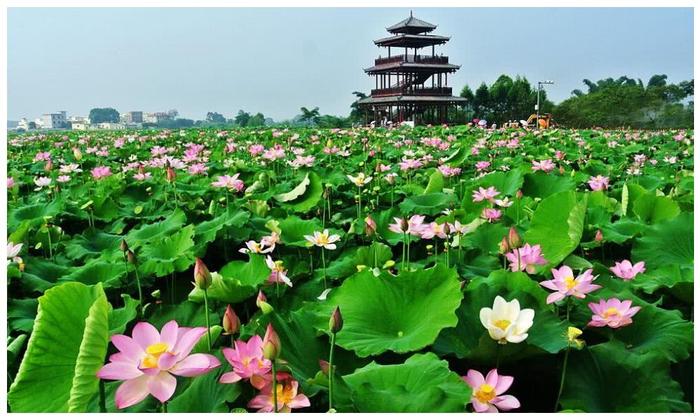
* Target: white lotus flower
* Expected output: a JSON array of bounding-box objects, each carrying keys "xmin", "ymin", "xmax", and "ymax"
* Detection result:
[
  {"xmin": 304, "ymin": 229, "xmax": 341, "ymax": 250},
  {"xmin": 479, "ymin": 295, "xmax": 535, "ymax": 344},
  {"xmin": 347, "ymin": 172, "xmax": 372, "ymax": 187}
]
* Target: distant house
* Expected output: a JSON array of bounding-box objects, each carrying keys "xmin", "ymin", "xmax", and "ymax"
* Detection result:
[
  {"xmin": 121, "ymin": 111, "xmax": 144, "ymax": 124},
  {"xmin": 71, "ymin": 121, "xmax": 89, "ymax": 130},
  {"xmin": 38, "ymin": 111, "xmax": 68, "ymax": 129},
  {"xmin": 96, "ymin": 122, "xmax": 126, "ymax": 130}
]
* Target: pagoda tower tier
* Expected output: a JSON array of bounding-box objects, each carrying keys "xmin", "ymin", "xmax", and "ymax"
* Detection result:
[{"xmin": 358, "ymin": 12, "xmax": 467, "ymax": 125}]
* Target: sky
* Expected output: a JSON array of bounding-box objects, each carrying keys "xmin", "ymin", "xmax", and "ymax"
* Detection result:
[{"xmin": 7, "ymin": 7, "xmax": 694, "ymax": 121}]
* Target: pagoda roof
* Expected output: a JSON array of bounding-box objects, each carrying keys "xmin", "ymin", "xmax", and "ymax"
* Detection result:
[
  {"xmin": 365, "ymin": 62, "xmax": 460, "ymax": 74},
  {"xmin": 386, "ymin": 13, "xmax": 437, "ymax": 34},
  {"xmin": 374, "ymin": 33, "xmax": 450, "ymax": 48},
  {"xmin": 358, "ymin": 95, "xmax": 468, "ymax": 105}
]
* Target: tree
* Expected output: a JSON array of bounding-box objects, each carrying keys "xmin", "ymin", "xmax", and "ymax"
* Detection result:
[
  {"xmin": 555, "ymin": 74, "xmax": 693, "ymax": 129},
  {"xmin": 473, "ymin": 83, "xmax": 490, "ymax": 119},
  {"xmin": 88, "ymin": 108, "xmax": 120, "ymax": 123},
  {"xmin": 299, "ymin": 106, "xmax": 321, "ymax": 126},
  {"xmin": 234, "ymin": 110, "xmax": 251, "ymax": 127},
  {"xmin": 248, "ymin": 112, "xmax": 266, "ymax": 127},
  {"xmin": 349, "ymin": 91, "xmax": 368, "ymax": 123},
  {"xmin": 206, "ymin": 112, "xmax": 226, "ymax": 124}
]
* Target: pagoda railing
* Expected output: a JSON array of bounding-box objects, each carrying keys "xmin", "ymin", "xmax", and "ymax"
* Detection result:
[
  {"xmin": 371, "ymin": 87, "xmax": 453, "ymax": 97},
  {"xmin": 374, "ymin": 54, "xmax": 449, "ymax": 66}
]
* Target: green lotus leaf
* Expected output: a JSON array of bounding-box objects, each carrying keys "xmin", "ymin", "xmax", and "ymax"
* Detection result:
[
  {"xmin": 524, "ymin": 190, "xmax": 588, "ymax": 268},
  {"xmin": 188, "ymin": 254, "xmax": 270, "ymax": 304},
  {"xmin": 9, "ymin": 282, "xmax": 110, "ymax": 413},
  {"xmin": 59, "ymin": 259, "xmax": 127, "ymax": 289},
  {"xmin": 560, "ymin": 341, "xmax": 691, "ymax": 412},
  {"xmin": 193, "ymin": 208, "xmax": 250, "ymax": 245},
  {"xmin": 317, "ymin": 264, "xmax": 462, "ymax": 357},
  {"xmin": 399, "ymin": 192, "xmax": 457, "ymax": 216},
  {"xmin": 139, "ymin": 224, "xmax": 196, "ymax": 277},
  {"xmin": 126, "ymin": 209, "xmax": 187, "ymax": 247},
  {"xmin": 275, "ymin": 172, "xmax": 311, "ymax": 202},
  {"xmin": 343, "ymin": 352, "xmax": 471, "ymax": 412},
  {"xmin": 631, "ymin": 192, "xmax": 680, "ymax": 224},
  {"xmin": 169, "ymin": 364, "xmax": 241, "ymax": 413},
  {"xmin": 522, "ymin": 172, "xmax": 576, "ymax": 199}
]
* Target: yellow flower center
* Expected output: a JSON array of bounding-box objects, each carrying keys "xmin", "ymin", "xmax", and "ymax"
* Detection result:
[
  {"xmin": 141, "ymin": 342, "xmax": 169, "ymax": 369},
  {"xmin": 274, "ymin": 261, "xmax": 285, "ymax": 271},
  {"xmin": 602, "ymin": 307, "xmax": 619, "ymax": 318},
  {"xmin": 475, "ymin": 384, "xmax": 496, "ymax": 404},
  {"xmin": 564, "ymin": 276, "xmax": 577, "ymax": 290},
  {"xmin": 316, "ymin": 233, "xmax": 329, "ymax": 245},
  {"xmin": 270, "ymin": 383, "xmax": 295, "ymax": 406},
  {"xmin": 494, "ymin": 319, "xmax": 511, "ymax": 331}
]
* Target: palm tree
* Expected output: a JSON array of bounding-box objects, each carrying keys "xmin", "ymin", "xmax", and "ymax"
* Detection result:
[{"xmin": 299, "ymin": 107, "xmax": 321, "ymax": 126}]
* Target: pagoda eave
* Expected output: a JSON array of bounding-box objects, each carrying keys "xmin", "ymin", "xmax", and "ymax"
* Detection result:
[
  {"xmin": 374, "ymin": 34, "xmax": 450, "ymax": 48},
  {"xmin": 358, "ymin": 95, "xmax": 468, "ymax": 106},
  {"xmin": 365, "ymin": 63, "xmax": 460, "ymax": 74}
]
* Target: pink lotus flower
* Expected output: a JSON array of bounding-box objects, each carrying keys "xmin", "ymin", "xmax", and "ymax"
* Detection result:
[
  {"xmin": 462, "ymin": 369, "xmax": 520, "ymax": 413},
  {"xmin": 7, "ymin": 177, "xmax": 15, "ymax": 188},
  {"xmin": 532, "ymin": 159, "xmax": 555, "ymax": 173},
  {"xmin": 587, "ymin": 298, "xmax": 641, "ymax": 328},
  {"xmin": 97, "ymin": 321, "xmax": 221, "ymax": 409},
  {"xmin": 220, "ymin": 335, "xmax": 272, "ymax": 389},
  {"xmin": 420, "ymin": 222, "xmax": 449, "ymax": 239},
  {"xmin": 539, "ymin": 266, "xmax": 601, "ymax": 304},
  {"xmin": 211, "ymin": 174, "xmax": 244, "ymax": 192},
  {"xmin": 265, "ymin": 256, "xmax": 292, "ymax": 287},
  {"xmin": 588, "ymin": 175, "xmax": 609, "ymax": 191},
  {"xmin": 472, "ymin": 186, "xmax": 500, "ymax": 203},
  {"xmin": 475, "ymin": 161, "xmax": 491, "ymax": 172},
  {"xmin": 481, "ymin": 208, "xmax": 502, "ymax": 223},
  {"xmin": 249, "ymin": 144, "xmax": 265, "ymax": 156},
  {"xmin": 506, "ymin": 244, "xmax": 547, "ymax": 274},
  {"xmin": 91, "ymin": 166, "xmax": 113, "ymax": 180},
  {"xmin": 610, "ymin": 260, "xmax": 645, "ymax": 281},
  {"xmin": 247, "ymin": 372, "xmax": 311, "ymax": 413}
]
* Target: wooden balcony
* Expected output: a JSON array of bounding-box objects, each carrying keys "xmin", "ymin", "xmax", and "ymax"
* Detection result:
[
  {"xmin": 371, "ymin": 87, "xmax": 453, "ymax": 97},
  {"xmin": 374, "ymin": 54, "xmax": 449, "ymax": 66}
]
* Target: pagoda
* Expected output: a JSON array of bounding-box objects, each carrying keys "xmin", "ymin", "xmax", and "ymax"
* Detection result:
[{"xmin": 357, "ymin": 12, "xmax": 467, "ymax": 125}]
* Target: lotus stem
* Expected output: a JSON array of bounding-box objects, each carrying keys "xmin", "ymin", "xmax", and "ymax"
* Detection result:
[
  {"xmin": 133, "ymin": 264, "xmax": 144, "ymax": 318},
  {"xmin": 321, "ymin": 247, "xmax": 328, "ymax": 290},
  {"xmin": 554, "ymin": 299, "xmax": 572, "ymax": 411},
  {"xmin": 328, "ymin": 332, "xmax": 337, "ymax": 412},
  {"xmin": 272, "ymin": 361, "xmax": 279, "ymax": 413},
  {"xmin": 203, "ymin": 288, "xmax": 212, "ymax": 351}
]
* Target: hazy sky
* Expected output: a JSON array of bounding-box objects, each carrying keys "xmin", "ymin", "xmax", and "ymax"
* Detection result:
[{"xmin": 8, "ymin": 7, "xmax": 694, "ymax": 121}]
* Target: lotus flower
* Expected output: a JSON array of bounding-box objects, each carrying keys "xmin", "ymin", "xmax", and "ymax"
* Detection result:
[
  {"xmin": 347, "ymin": 172, "xmax": 372, "ymax": 187},
  {"xmin": 610, "ymin": 260, "xmax": 645, "ymax": 281},
  {"xmin": 472, "ymin": 186, "xmax": 500, "ymax": 202},
  {"xmin": 247, "ymin": 372, "xmax": 310, "ymax": 413},
  {"xmin": 539, "ymin": 266, "xmax": 601, "ymax": 304},
  {"xmin": 481, "ymin": 208, "xmax": 502, "ymax": 223},
  {"xmin": 506, "ymin": 244, "xmax": 547, "ymax": 274},
  {"xmin": 304, "ymin": 229, "xmax": 340, "ymax": 250},
  {"xmin": 462, "ymin": 368, "xmax": 520, "ymax": 413},
  {"xmin": 97, "ymin": 321, "xmax": 220, "ymax": 409},
  {"xmin": 480, "ymin": 296, "xmax": 534, "ymax": 344},
  {"xmin": 265, "ymin": 256, "xmax": 292, "ymax": 287},
  {"xmin": 211, "ymin": 174, "xmax": 244, "ymax": 192},
  {"xmin": 220, "ymin": 335, "xmax": 272, "ymax": 389},
  {"xmin": 587, "ymin": 298, "xmax": 641, "ymax": 328},
  {"xmin": 91, "ymin": 166, "xmax": 112, "ymax": 180},
  {"xmin": 588, "ymin": 175, "xmax": 610, "ymax": 191}
]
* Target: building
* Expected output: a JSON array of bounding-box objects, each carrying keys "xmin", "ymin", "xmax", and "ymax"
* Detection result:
[
  {"xmin": 357, "ymin": 13, "xmax": 467, "ymax": 125},
  {"xmin": 70, "ymin": 122, "xmax": 90, "ymax": 130},
  {"xmin": 38, "ymin": 111, "xmax": 68, "ymax": 129},
  {"xmin": 121, "ymin": 111, "xmax": 144, "ymax": 124},
  {"xmin": 96, "ymin": 122, "xmax": 126, "ymax": 130},
  {"xmin": 143, "ymin": 112, "xmax": 171, "ymax": 124}
]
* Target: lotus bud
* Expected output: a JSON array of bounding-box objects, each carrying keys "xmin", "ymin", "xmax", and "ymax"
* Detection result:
[
  {"xmin": 44, "ymin": 160, "xmax": 53, "ymax": 172},
  {"xmin": 594, "ymin": 229, "xmax": 603, "ymax": 242},
  {"xmin": 516, "ymin": 190, "xmax": 523, "ymax": 200},
  {"xmin": 222, "ymin": 304, "xmax": 240, "ymax": 336},
  {"xmin": 119, "ymin": 239, "xmax": 129, "ymax": 253},
  {"xmin": 399, "ymin": 218, "xmax": 408, "ymax": 232},
  {"xmin": 256, "ymin": 290, "xmax": 273, "ymax": 314},
  {"xmin": 166, "ymin": 166, "xmax": 176, "ymax": 183},
  {"xmin": 194, "ymin": 258, "xmax": 212, "ymax": 290},
  {"xmin": 73, "ymin": 147, "xmax": 82, "ymax": 161},
  {"xmin": 262, "ymin": 324, "xmax": 281, "ymax": 360},
  {"xmin": 329, "ymin": 306, "xmax": 343, "ymax": 334},
  {"xmin": 126, "ymin": 250, "xmax": 137, "ymax": 265},
  {"xmin": 364, "ymin": 215, "xmax": 377, "ymax": 236},
  {"xmin": 507, "ymin": 227, "xmax": 521, "ymax": 249},
  {"xmin": 319, "ymin": 359, "xmax": 330, "ymax": 375},
  {"xmin": 498, "ymin": 236, "xmax": 511, "ymax": 255}
]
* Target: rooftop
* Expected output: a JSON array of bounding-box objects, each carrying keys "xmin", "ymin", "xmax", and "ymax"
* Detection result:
[{"xmin": 386, "ymin": 12, "xmax": 437, "ymax": 34}]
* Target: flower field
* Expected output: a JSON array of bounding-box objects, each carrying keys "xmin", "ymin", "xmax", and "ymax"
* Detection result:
[{"xmin": 6, "ymin": 126, "xmax": 694, "ymax": 413}]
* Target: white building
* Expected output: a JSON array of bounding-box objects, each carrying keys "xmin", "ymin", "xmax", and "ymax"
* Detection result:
[{"xmin": 38, "ymin": 111, "xmax": 68, "ymax": 129}]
